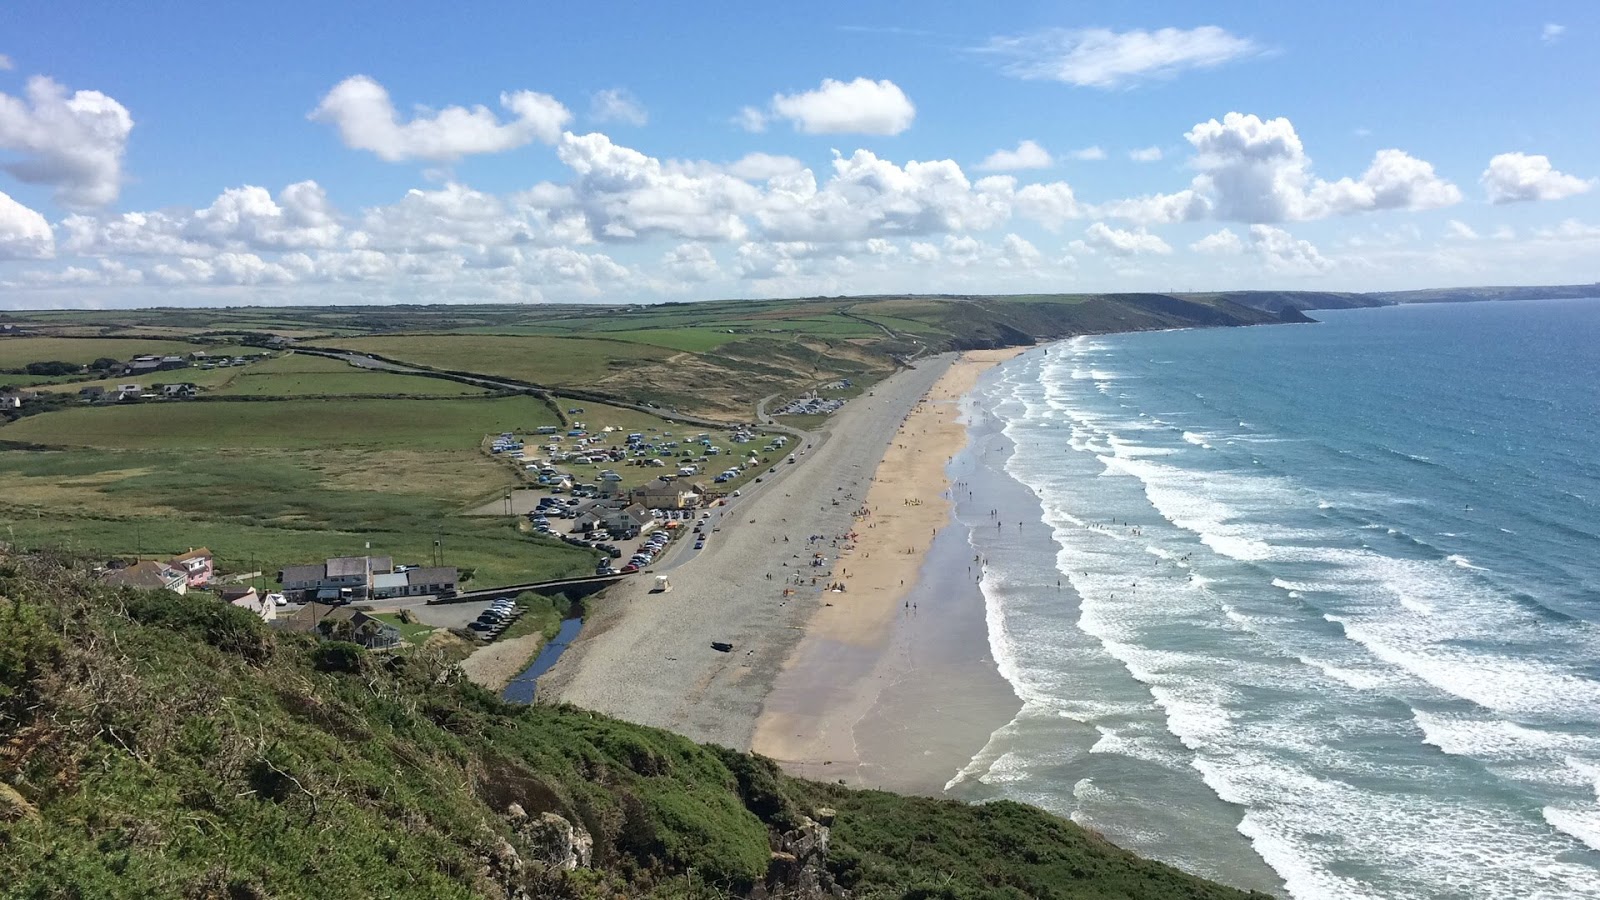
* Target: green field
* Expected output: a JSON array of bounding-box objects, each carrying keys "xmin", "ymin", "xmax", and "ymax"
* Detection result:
[
  {"xmin": 0, "ymin": 395, "xmax": 559, "ymax": 450},
  {"xmin": 0, "ymin": 442, "xmax": 595, "ymax": 588},
  {"xmin": 331, "ymin": 334, "xmax": 676, "ymax": 386},
  {"xmin": 0, "ymin": 336, "xmax": 203, "ymax": 368},
  {"xmin": 208, "ymin": 353, "xmax": 487, "ymax": 397}
]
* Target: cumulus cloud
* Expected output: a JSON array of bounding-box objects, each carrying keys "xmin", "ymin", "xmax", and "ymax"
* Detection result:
[
  {"xmin": 554, "ymin": 131, "xmax": 759, "ymax": 242},
  {"xmin": 310, "ymin": 75, "xmax": 571, "ymax": 162},
  {"xmin": 1190, "ymin": 228, "xmax": 1244, "ymax": 254},
  {"xmin": 661, "ymin": 242, "xmax": 720, "ymax": 281},
  {"xmin": 1184, "ymin": 112, "xmax": 1461, "ymax": 222},
  {"xmin": 1481, "ymin": 152, "xmax": 1594, "ymax": 204},
  {"xmin": 1068, "ymin": 146, "xmax": 1107, "ymax": 161},
  {"xmin": 983, "ymin": 26, "xmax": 1261, "ymax": 89},
  {"xmin": 977, "ymin": 139, "xmax": 1053, "ymax": 171},
  {"xmin": 1541, "ymin": 23, "xmax": 1566, "ymax": 43},
  {"xmin": 1248, "ymin": 224, "xmax": 1331, "ymax": 272},
  {"xmin": 590, "ymin": 88, "xmax": 647, "ymax": 126},
  {"xmin": 755, "ymin": 149, "xmax": 1010, "ymax": 241},
  {"xmin": 724, "ymin": 152, "xmax": 806, "ymax": 181},
  {"xmin": 1081, "ymin": 222, "xmax": 1171, "ymax": 255},
  {"xmin": 0, "ymin": 189, "xmax": 54, "ymax": 258},
  {"xmin": 0, "ymin": 75, "xmax": 133, "ymax": 208},
  {"xmin": 0, "ymin": 55, "xmax": 12, "ymax": 71},
  {"xmin": 768, "ymin": 78, "xmax": 915, "ymax": 135},
  {"xmin": 1445, "ymin": 219, "xmax": 1479, "ymax": 240},
  {"xmin": 1129, "ymin": 146, "xmax": 1163, "ymax": 162}
]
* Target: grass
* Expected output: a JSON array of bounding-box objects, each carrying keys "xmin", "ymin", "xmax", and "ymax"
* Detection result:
[
  {"xmin": 0, "ymin": 556, "xmax": 1269, "ymax": 900},
  {"xmin": 209, "ymin": 353, "xmax": 487, "ymax": 397},
  {"xmin": 0, "ymin": 395, "xmax": 560, "ymax": 450},
  {"xmin": 330, "ymin": 334, "xmax": 676, "ymax": 386},
  {"xmin": 366, "ymin": 612, "xmax": 440, "ymax": 646},
  {"xmin": 0, "ymin": 336, "xmax": 203, "ymax": 368}
]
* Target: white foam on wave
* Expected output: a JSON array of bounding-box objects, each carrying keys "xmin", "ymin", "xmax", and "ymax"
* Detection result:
[
  {"xmin": 1296, "ymin": 655, "xmax": 1393, "ymax": 692},
  {"xmin": 1270, "ymin": 577, "xmax": 1310, "ymax": 592},
  {"xmin": 1181, "ymin": 430, "xmax": 1213, "ymax": 449},
  {"xmin": 1089, "ymin": 725, "xmax": 1188, "ymax": 770},
  {"xmin": 1543, "ymin": 807, "xmax": 1600, "ymax": 853},
  {"xmin": 1447, "ymin": 553, "xmax": 1486, "ymax": 571}
]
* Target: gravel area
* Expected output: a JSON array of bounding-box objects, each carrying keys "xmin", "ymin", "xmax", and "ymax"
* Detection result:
[{"xmin": 542, "ymin": 354, "xmax": 955, "ymax": 750}]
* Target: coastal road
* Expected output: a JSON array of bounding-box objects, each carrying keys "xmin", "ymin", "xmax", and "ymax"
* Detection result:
[{"xmin": 540, "ymin": 354, "xmax": 956, "ymax": 751}]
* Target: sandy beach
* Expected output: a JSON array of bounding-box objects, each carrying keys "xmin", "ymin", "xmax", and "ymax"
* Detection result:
[
  {"xmin": 751, "ymin": 348, "xmax": 1024, "ymax": 791},
  {"xmin": 542, "ymin": 354, "xmax": 958, "ymax": 748}
]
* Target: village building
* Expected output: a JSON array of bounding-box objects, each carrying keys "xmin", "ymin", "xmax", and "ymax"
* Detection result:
[
  {"xmin": 629, "ymin": 477, "xmax": 699, "ymax": 510},
  {"xmin": 278, "ymin": 556, "xmax": 455, "ymax": 602},
  {"xmin": 169, "ymin": 547, "xmax": 213, "ymax": 588},
  {"xmin": 371, "ymin": 566, "xmax": 460, "ymax": 599},
  {"xmin": 219, "ymin": 586, "xmax": 276, "ymax": 623},
  {"xmin": 100, "ymin": 560, "xmax": 188, "ymax": 594},
  {"xmin": 274, "ymin": 603, "xmax": 401, "ymax": 649}
]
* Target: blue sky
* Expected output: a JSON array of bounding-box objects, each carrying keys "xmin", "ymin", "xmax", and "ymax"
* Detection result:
[{"xmin": 1, "ymin": 1, "xmax": 1596, "ymax": 307}]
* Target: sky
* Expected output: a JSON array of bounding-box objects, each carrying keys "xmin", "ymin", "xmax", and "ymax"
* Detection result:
[{"xmin": 1, "ymin": 1, "xmax": 1597, "ymax": 308}]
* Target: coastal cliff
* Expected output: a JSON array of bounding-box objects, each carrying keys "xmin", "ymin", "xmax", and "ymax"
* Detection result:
[{"xmin": 0, "ymin": 553, "xmax": 1269, "ymax": 899}]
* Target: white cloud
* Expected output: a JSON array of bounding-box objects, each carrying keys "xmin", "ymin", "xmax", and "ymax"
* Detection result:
[
  {"xmin": 0, "ymin": 75, "xmax": 133, "ymax": 208},
  {"xmin": 733, "ymin": 106, "xmax": 767, "ymax": 133},
  {"xmin": 755, "ymin": 149, "xmax": 1010, "ymax": 241},
  {"xmin": 661, "ymin": 243, "xmax": 720, "ymax": 281},
  {"xmin": 1190, "ymin": 228, "xmax": 1244, "ymax": 254},
  {"xmin": 1248, "ymin": 224, "xmax": 1330, "ymax": 272},
  {"xmin": 1129, "ymin": 146, "xmax": 1163, "ymax": 162},
  {"xmin": 0, "ymin": 189, "xmax": 53, "ymax": 259},
  {"xmin": 590, "ymin": 88, "xmax": 647, "ymax": 126},
  {"xmin": 984, "ymin": 26, "xmax": 1261, "ymax": 89},
  {"xmin": 908, "ymin": 241, "xmax": 939, "ymax": 262},
  {"xmin": 724, "ymin": 152, "xmax": 805, "ymax": 181},
  {"xmin": 1092, "ymin": 189, "xmax": 1208, "ymax": 225},
  {"xmin": 1068, "ymin": 145, "xmax": 1107, "ymax": 161},
  {"xmin": 1542, "ymin": 23, "xmax": 1566, "ymax": 43},
  {"xmin": 310, "ymin": 75, "xmax": 571, "ymax": 162},
  {"xmin": 1534, "ymin": 218, "xmax": 1600, "ymax": 241},
  {"xmin": 1184, "ymin": 112, "xmax": 1460, "ymax": 222},
  {"xmin": 977, "ymin": 139, "xmax": 1053, "ymax": 171},
  {"xmin": 1010, "ymin": 180, "xmax": 1083, "ymax": 228},
  {"xmin": 768, "ymin": 77, "xmax": 915, "ymax": 135},
  {"xmin": 1445, "ymin": 220, "xmax": 1478, "ymax": 240},
  {"xmin": 1082, "ymin": 222, "xmax": 1171, "ymax": 255},
  {"xmin": 555, "ymin": 131, "xmax": 759, "ymax": 242},
  {"xmin": 1481, "ymin": 152, "xmax": 1594, "ymax": 204},
  {"xmin": 1001, "ymin": 232, "xmax": 1041, "ymax": 266},
  {"xmin": 0, "ymin": 55, "xmax": 13, "ymax": 71}
]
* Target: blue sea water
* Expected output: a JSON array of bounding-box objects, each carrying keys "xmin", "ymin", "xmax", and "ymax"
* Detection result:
[{"xmin": 946, "ymin": 298, "xmax": 1600, "ymax": 899}]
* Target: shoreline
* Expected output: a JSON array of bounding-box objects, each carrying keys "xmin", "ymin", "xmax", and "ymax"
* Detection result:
[
  {"xmin": 541, "ymin": 354, "xmax": 959, "ymax": 748},
  {"xmin": 752, "ymin": 348, "xmax": 1026, "ymax": 793}
]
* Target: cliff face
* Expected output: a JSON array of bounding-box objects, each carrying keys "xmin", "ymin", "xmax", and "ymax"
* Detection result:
[{"xmin": 0, "ymin": 553, "xmax": 1270, "ymax": 899}]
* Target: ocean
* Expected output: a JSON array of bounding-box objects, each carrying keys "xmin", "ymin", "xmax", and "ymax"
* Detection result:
[{"xmin": 943, "ymin": 298, "xmax": 1600, "ymax": 899}]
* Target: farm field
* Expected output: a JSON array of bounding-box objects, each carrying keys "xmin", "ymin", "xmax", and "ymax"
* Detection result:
[
  {"xmin": 329, "ymin": 334, "xmax": 676, "ymax": 385},
  {"xmin": 0, "ymin": 395, "xmax": 560, "ymax": 450},
  {"xmin": 24, "ymin": 352, "xmax": 486, "ymax": 398},
  {"xmin": 0, "ymin": 436, "xmax": 595, "ymax": 588},
  {"xmin": 0, "ymin": 336, "xmax": 203, "ymax": 368},
  {"xmin": 208, "ymin": 352, "xmax": 488, "ymax": 396}
]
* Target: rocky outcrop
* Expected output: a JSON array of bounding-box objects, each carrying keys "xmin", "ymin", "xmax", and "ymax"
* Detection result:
[
  {"xmin": 508, "ymin": 805, "xmax": 593, "ymax": 871},
  {"xmin": 758, "ymin": 812, "xmax": 847, "ymax": 899}
]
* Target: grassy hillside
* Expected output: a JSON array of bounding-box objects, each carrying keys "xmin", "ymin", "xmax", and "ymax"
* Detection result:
[{"xmin": 0, "ymin": 554, "xmax": 1271, "ymax": 900}]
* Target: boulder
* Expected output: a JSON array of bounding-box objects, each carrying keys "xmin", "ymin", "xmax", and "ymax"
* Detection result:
[{"xmin": 520, "ymin": 811, "xmax": 593, "ymax": 871}]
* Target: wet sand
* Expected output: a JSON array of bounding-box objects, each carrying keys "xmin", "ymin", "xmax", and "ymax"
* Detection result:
[{"xmin": 752, "ymin": 348, "xmax": 1025, "ymax": 793}]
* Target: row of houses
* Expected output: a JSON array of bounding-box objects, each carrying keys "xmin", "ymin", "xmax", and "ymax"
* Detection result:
[
  {"xmin": 277, "ymin": 556, "xmax": 458, "ymax": 603},
  {"xmin": 272, "ymin": 603, "xmax": 402, "ymax": 649}
]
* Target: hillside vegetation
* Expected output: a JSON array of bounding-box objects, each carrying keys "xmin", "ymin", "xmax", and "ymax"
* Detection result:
[{"xmin": 0, "ymin": 554, "xmax": 1270, "ymax": 900}]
